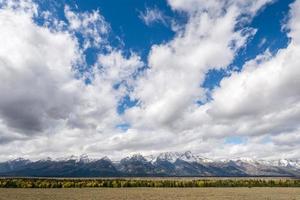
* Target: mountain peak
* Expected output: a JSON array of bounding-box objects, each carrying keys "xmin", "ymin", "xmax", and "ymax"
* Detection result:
[
  {"xmin": 156, "ymin": 152, "xmax": 181, "ymax": 163},
  {"xmin": 9, "ymin": 157, "xmax": 30, "ymax": 164},
  {"xmin": 155, "ymin": 151, "xmax": 208, "ymax": 163},
  {"xmin": 100, "ymin": 156, "xmax": 111, "ymax": 162},
  {"xmin": 123, "ymin": 154, "xmax": 147, "ymax": 162},
  {"xmin": 79, "ymin": 154, "xmax": 90, "ymax": 163}
]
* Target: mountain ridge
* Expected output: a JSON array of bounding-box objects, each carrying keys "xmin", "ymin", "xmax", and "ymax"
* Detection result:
[{"xmin": 0, "ymin": 151, "xmax": 299, "ymax": 177}]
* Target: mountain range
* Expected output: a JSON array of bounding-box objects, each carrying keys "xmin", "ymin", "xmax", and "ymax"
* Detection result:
[{"xmin": 0, "ymin": 151, "xmax": 299, "ymax": 177}]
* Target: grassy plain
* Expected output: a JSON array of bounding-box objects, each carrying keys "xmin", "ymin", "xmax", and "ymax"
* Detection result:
[{"xmin": 0, "ymin": 188, "xmax": 299, "ymax": 200}]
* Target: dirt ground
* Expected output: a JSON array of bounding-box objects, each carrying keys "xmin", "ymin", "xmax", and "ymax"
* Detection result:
[{"xmin": 0, "ymin": 188, "xmax": 299, "ymax": 200}]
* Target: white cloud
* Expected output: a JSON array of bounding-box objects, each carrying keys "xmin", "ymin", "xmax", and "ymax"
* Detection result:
[
  {"xmin": 0, "ymin": 6, "xmax": 81, "ymax": 134},
  {"xmin": 0, "ymin": 0, "xmax": 37, "ymax": 16},
  {"xmin": 175, "ymin": 0, "xmax": 300, "ymax": 159},
  {"xmin": 126, "ymin": 1, "xmax": 261, "ymax": 131},
  {"xmin": 139, "ymin": 7, "xmax": 168, "ymax": 26},
  {"xmin": 64, "ymin": 5, "xmax": 109, "ymax": 50},
  {"xmin": 120, "ymin": 0, "xmax": 300, "ymax": 160},
  {"xmin": 0, "ymin": 0, "xmax": 142, "ymax": 160},
  {"xmin": 167, "ymin": 0, "xmax": 272, "ymax": 16},
  {"xmin": 288, "ymin": 0, "xmax": 300, "ymax": 43},
  {"xmin": 96, "ymin": 51, "xmax": 143, "ymax": 84}
]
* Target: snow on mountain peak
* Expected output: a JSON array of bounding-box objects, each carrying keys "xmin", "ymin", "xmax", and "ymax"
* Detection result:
[
  {"xmin": 180, "ymin": 151, "xmax": 201, "ymax": 162},
  {"xmin": 156, "ymin": 152, "xmax": 181, "ymax": 163},
  {"xmin": 154, "ymin": 151, "xmax": 211, "ymax": 163},
  {"xmin": 79, "ymin": 154, "xmax": 90, "ymax": 163},
  {"xmin": 276, "ymin": 159, "xmax": 300, "ymax": 168},
  {"xmin": 101, "ymin": 156, "xmax": 111, "ymax": 162},
  {"xmin": 55, "ymin": 154, "xmax": 91, "ymax": 163},
  {"xmin": 6, "ymin": 153, "xmax": 299, "ymax": 170},
  {"xmin": 123, "ymin": 154, "xmax": 147, "ymax": 162},
  {"xmin": 233, "ymin": 157, "xmax": 256, "ymax": 163}
]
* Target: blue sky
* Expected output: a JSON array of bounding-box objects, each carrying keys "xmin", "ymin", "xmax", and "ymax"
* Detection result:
[{"xmin": 0, "ymin": 0, "xmax": 299, "ymax": 160}]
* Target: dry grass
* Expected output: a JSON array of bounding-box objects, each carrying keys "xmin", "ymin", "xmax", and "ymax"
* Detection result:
[{"xmin": 0, "ymin": 188, "xmax": 299, "ymax": 200}]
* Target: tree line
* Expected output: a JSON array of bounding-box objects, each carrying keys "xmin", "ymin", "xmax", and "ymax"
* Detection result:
[{"xmin": 0, "ymin": 178, "xmax": 299, "ymax": 188}]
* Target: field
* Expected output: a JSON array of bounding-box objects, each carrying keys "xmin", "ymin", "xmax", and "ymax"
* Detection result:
[{"xmin": 0, "ymin": 188, "xmax": 299, "ymax": 200}]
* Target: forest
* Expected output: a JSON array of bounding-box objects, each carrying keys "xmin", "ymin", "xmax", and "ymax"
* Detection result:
[{"xmin": 0, "ymin": 178, "xmax": 299, "ymax": 188}]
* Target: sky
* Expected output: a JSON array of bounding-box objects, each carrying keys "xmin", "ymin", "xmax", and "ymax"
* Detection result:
[{"xmin": 0, "ymin": 0, "xmax": 299, "ymax": 161}]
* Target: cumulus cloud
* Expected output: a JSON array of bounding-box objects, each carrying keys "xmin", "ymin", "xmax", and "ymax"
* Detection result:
[
  {"xmin": 173, "ymin": 0, "xmax": 300, "ymax": 159},
  {"xmin": 0, "ymin": 4, "xmax": 82, "ymax": 134},
  {"xmin": 125, "ymin": 1, "xmax": 262, "ymax": 131},
  {"xmin": 0, "ymin": 0, "xmax": 299, "ymax": 161},
  {"xmin": 206, "ymin": 2, "xmax": 300, "ymax": 134},
  {"xmin": 96, "ymin": 51, "xmax": 143, "ymax": 84},
  {"xmin": 0, "ymin": 0, "xmax": 142, "ymax": 160},
  {"xmin": 64, "ymin": 5, "xmax": 109, "ymax": 50},
  {"xmin": 120, "ymin": 0, "xmax": 300, "ymax": 159}
]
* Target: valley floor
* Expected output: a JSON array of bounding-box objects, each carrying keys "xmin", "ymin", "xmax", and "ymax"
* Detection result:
[{"xmin": 0, "ymin": 188, "xmax": 299, "ymax": 200}]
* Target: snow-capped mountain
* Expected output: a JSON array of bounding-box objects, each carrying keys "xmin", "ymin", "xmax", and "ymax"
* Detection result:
[
  {"xmin": 156, "ymin": 152, "xmax": 181, "ymax": 163},
  {"xmin": 0, "ymin": 151, "xmax": 299, "ymax": 177},
  {"xmin": 153, "ymin": 151, "xmax": 212, "ymax": 163},
  {"xmin": 55, "ymin": 154, "xmax": 91, "ymax": 163}
]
